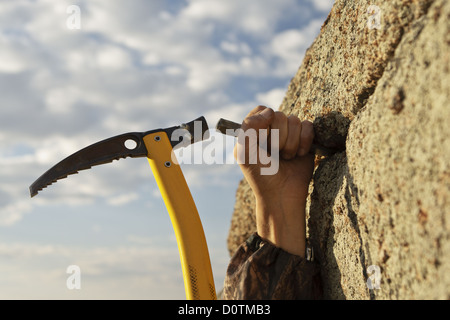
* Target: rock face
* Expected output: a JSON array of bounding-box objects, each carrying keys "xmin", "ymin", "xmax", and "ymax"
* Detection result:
[{"xmin": 227, "ymin": 0, "xmax": 449, "ymax": 299}]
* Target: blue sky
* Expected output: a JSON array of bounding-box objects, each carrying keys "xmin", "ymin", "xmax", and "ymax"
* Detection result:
[{"xmin": 0, "ymin": 0, "xmax": 333, "ymax": 299}]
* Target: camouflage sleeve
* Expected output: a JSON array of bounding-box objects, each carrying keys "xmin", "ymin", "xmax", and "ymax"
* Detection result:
[{"xmin": 223, "ymin": 233, "xmax": 323, "ymax": 300}]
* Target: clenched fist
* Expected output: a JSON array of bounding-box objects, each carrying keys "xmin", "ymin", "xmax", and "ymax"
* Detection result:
[{"xmin": 234, "ymin": 106, "xmax": 315, "ymax": 257}]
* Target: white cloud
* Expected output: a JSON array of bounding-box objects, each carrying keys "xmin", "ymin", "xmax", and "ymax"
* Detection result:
[
  {"xmin": 186, "ymin": 59, "xmax": 236, "ymax": 92},
  {"xmin": 205, "ymin": 102, "xmax": 250, "ymax": 124},
  {"xmin": 220, "ymin": 40, "xmax": 252, "ymax": 56},
  {"xmin": 142, "ymin": 52, "xmax": 161, "ymax": 66},
  {"xmin": 45, "ymin": 86, "xmax": 82, "ymax": 114},
  {"xmin": 0, "ymin": 202, "xmax": 32, "ymax": 226},
  {"xmin": 181, "ymin": 0, "xmax": 301, "ymax": 37},
  {"xmin": 95, "ymin": 45, "xmax": 133, "ymax": 71},
  {"xmin": 64, "ymin": 44, "xmax": 133, "ymax": 73},
  {"xmin": 34, "ymin": 136, "xmax": 87, "ymax": 166},
  {"xmin": 256, "ymin": 88, "xmax": 287, "ymax": 109},
  {"xmin": 182, "ymin": 0, "xmax": 234, "ymax": 21},
  {"xmin": 309, "ymin": 0, "xmax": 335, "ymax": 12},
  {"xmin": 0, "ymin": 48, "xmax": 28, "ymax": 74},
  {"xmin": 267, "ymin": 18, "xmax": 326, "ymax": 77},
  {"xmin": 271, "ymin": 29, "xmax": 306, "ymax": 58},
  {"xmin": 107, "ymin": 192, "xmax": 139, "ymax": 206}
]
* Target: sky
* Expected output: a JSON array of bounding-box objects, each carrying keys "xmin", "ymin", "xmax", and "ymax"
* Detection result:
[{"xmin": 0, "ymin": 0, "xmax": 333, "ymax": 299}]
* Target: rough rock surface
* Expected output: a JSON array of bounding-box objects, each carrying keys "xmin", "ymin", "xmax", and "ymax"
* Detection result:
[{"xmin": 227, "ymin": 0, "xmax": 449, "ymax": 299}]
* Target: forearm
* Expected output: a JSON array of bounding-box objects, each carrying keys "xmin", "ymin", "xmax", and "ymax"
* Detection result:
[{"xmin": 255, "ymin": 196, "xmax": 307, "ymax": 258}]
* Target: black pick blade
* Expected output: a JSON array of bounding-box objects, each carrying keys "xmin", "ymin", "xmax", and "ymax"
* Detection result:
[{"xmin": 29, "ymin": 132, "xmax": 148, "ymax": 197}]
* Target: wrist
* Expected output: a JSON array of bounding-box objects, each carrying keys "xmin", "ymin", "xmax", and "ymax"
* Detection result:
[{"xmin": 255, "ymin": 198, "xmax": 307, "ymax": 257}]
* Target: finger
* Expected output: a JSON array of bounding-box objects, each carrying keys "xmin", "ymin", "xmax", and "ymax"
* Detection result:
[
  {"xmin": 241, "ymin": 106, "xmax": 274, "ymax": 131},
  {"xmin": 234, "ymin": 106, "xmax": 274, "ymax": 165},
  {"xmin": 246, "ymin": 105, "xmax": 267, "ymax": 118},
  {"xmin": 281, "ymin": 115, "xmax": 302, "ymax": 160},
  {"xmin": 269, "ymin": 111, "xmax": 289, "ymax": 152},
  {"xmin": 297, "ymin": 120, "xmax": 314, "ymax": 157}
]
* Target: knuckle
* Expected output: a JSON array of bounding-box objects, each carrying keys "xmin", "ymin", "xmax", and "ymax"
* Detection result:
[
  {"xmin": 288, "ymin": 114, "xmax": 301, "ymax": 124},
  {"xmin": 301, "ymin": 120, "xmax": 314, "ymax": 138},
  {"xmin": 301, "ymin": 119, "xmax": 314, "ymax": 129},
  {"xmin": 288, "ymin": 116, "xmax": 302, "ymax": 132},
  {"xmin": 274, "ymin": 111, "xmax": 287, "ymax": 121},
  {"xmin": 253, "ymin": 105, "xmax": 267, "ymax": 114},
  {"xmin": 281, "ymin": 151, "xmax": 295, "ymax": 160},
  {"xmin": 246, "ymin": 105, "xmax": 267, "ymax": 118}
]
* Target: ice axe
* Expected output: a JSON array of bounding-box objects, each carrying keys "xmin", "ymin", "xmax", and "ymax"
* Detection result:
[{"xmin": 29, "ymin": 117, "xmax": 217, "ymax": 300}]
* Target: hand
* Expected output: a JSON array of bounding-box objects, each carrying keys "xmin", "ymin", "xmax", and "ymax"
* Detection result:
[{"xmin": 234, "ymin": 106, "xmax": 315, "ymax": 257}]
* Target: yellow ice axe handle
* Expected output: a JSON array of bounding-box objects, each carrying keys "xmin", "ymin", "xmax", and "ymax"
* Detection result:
[{"xmin": 143, "ymin": 132, "xmax": 216, "ymax": 300}]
